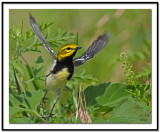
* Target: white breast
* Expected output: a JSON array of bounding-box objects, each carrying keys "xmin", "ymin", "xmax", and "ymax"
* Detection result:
[{"xmin": 46, "ymin": 68, "xmax": 69, "ymax": 93}]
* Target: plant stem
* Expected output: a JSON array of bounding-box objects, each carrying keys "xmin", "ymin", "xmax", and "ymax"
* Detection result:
[
  {"xmin": 13, "ymin": 68, "xmax": 21, "ymax": 93},
  {"xmin": 21, "ymin": 55, "xmax": 39, "ymax": 90}
]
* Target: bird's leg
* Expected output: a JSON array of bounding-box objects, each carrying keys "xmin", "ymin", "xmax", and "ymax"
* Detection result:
[
  {"xmin": 45, "ymin": 90, "xmax": 61, "ymax": 120},
  {"xmin": 39, "ymin": 90, "xmax": 48, "ymax": 110}
]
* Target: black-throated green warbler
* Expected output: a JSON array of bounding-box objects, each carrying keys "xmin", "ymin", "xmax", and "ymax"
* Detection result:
[{"xmin": 29, "ymin": 13, "xmax": 110, "ymax": 119}]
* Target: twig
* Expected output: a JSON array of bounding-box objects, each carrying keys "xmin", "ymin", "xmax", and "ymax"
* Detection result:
[
  {"xmin": 67, "ymin": 112, "xmax": 76, "ymax": 120},
  {"xmin": 83, "ymin": 91, "xmax": 92, "ymax": 123},
  {"xmin": 75, "ymin": 85, "xmax": 81, "ymax": 123},
  {"xmin": 79, "ymin": 84, "xmax": 86, "ymax": 122}
]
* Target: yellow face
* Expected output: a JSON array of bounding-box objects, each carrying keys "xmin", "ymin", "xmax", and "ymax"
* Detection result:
[{"xmin": 57, "ymin": 43, "xmax": 81, "ymax": 61}]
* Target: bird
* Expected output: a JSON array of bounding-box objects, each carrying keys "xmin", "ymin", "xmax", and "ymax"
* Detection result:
[{"xmin": 29, "ymin": 13, "xmax": 110, "ymax": 119}]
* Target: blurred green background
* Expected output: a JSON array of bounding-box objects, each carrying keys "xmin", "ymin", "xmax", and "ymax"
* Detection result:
[{"xmin": 9, "ymin": 9, "xmax": 151, "ymax": 89}]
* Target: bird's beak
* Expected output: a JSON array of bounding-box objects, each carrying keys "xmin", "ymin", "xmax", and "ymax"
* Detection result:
[{"xmin": 75, "ymin": 46, "xmax": 82, "ymax": 50}]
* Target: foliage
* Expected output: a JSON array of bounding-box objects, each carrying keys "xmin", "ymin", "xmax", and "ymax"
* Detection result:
[
  {"xmin": 120, "ymin": 52, "xmax": 151, "ymax": 106},
  {"xmin": 9, "ymin": 10, "xmax": 151, "ymax": 124},
  {"xmin": 9, "ymin": 82, "xmax": 151, "ymax": 123},
  {"xmin": 86, "ymin": 83, "xmax": 150, "ymax": 123}
]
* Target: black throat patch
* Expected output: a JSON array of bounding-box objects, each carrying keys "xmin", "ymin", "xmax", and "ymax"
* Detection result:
[{"xmin": 51, "ymin": 57, "xmax": 74, "ymax": 80}]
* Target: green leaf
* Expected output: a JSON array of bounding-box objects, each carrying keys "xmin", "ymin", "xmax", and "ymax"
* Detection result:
[
  {"xmin": 33, "ymin": 56, "xmax": 44, "ymax": 76},
  {"xmin": 66, "ymin": 69, "xmax": 99, "ymax": 89},
  {"xmin": 77, "ymin": 69, "xmax": 85, "ymax": 75},
  {"xmin": 96, "ymin": 83, "xmax": 131, "ymax": 107},
  {"xmin": 25, "ymin": 64, "xmax": 33, "ymax": 79},
  {"xmin": 93, "ymin": 105, "xmax": 113, "ymax": 113},
  {"xmin": 36, "ymin": 56, "xmax": 44, "ymax": 64},
  {"xmin": 34, "ymin": 67, "xmax": 43, "ymax": 76},
  {"xmin": 23, "ymin": 90, "xmax": 44, "ymax": 111},
  {"xmin": 51, "ymin": 29, "xmax": 75, "ymax": 47},
  {"xmin": 10, "ymin": 60, "xmax": 24, "ymax": 75},
  {"xmin": 130, "ymin": 97, "xmax": 151, "ymax": 112},
  {"xmin": 73, "ymin": 69, "xmax": 99, "ymax": 82},
  {"xmin": 54, "ymin": 28, "xmax": 61, "ymax": 38},
  {"xmin": 84, "ymin": 82, "xmax": 111, "ymax": 106},
  {"xmin": 9, "ymin": 25, "xmax": 17, "ymax": 40},
  {"xmin": 92, "ymin": 117, "xmax": 108, "ymax": 123},
  {"xmin": 20, "ymin": 47, "xmax": 41, "ymax": 54},
  {"xmin": 24, "ymin": 21, "xmax": 54, "ymax": 41},
  {"xmin": 9, "ymin": 90, "xmax": 44, "ymax": 117},
  {"xmin": 16, "ymin": 74, "xmax": 26, "ymax": 94},
  {"xmin": 25, "ymin": 63, "xmax": 39, "ymax": 90},
  {"xmin": 107, "ymin": 98, "xmax": 151, "ymax": 123},
  {"xmin": 25, "ymin": 30, "xmax": 34, "ymax": 39},
  {"xmin": 74, "ymin": 32, "xmax": 79, "ymax": 45},
  {"xmin": 10, "ymin": 117, "xmax": 31, "ymax": 123},
  {"xmin": 9, "ymin": 93, "xmax": 24, "ymax": 117},
  {"xmin": 40, "ymin": 22, "xmax": 54, "ymax": 31}
]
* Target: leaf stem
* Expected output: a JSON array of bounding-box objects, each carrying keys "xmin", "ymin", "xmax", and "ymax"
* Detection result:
[{"xmin": 13, "ymin": 68, "xmax": 21, "ymax": 93}]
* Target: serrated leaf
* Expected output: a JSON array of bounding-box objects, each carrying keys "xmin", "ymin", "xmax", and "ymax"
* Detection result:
[
  {"xmin": 96, "ymin": 83, "xmax": 131, "ymax": 107},
  {"xmin": 106, "ymin": 98, "xmax": 151, "ymax": 123},
  {"xmin": 84, "ymin": 82, "xmax": 111, "ymax": 106},
  {"xmin": 130, "ymin": 97, "xmax": 151, "ymax": 112},
  {"xmin": 23, "ymin": 90, "xmax": 44, "ymax": 111},
  {"xmin": 9, "ymin": 94, "xmax": 24, "ymax": 117}
]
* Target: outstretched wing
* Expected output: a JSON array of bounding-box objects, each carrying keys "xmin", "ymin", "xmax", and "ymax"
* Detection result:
[
  {"xmin": 73, "ymin": 31, "xmax": 110, "ymax": 67},
  {"xmin": 29, "ymin": 13, "xmax": 56, "ymax": 60}
]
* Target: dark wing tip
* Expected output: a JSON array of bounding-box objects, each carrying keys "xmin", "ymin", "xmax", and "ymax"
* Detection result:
[
  {"xmin": 28, "ymin": 13, "xmax": 56, "ymax": 59},
  {"xmin": 105, "ymin": 31, "xmax": 110, "ymax": 37},
  {"xmin": 29, "ymin": 13, "xmax": 32, "ymax": 20},
  {"xmin": 73, "ymin": 31, "xmax": 110, "ymax": 67},
  {"xmin": 104, "ymin": 31, "xmax": 110, "ymax": 40},
  {"xmin": 86, "ymin": 30, "xmax": 110, "ymax": 54},
  {"xmin": 97, "ymin": 30, "xmax": 110, "ymax": 42},
  {"xmin": 29, "ymin": 13, "xmax": 36, "ymax": 24},
  {"xmin": 29, "ymin": 12, "xmax": 32, "ymax": 17}
]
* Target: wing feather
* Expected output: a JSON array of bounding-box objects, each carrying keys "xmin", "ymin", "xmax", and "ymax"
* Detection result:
[
  {"xmin": 29, "ymin": 13, "xmax": 56, "ymax": 60},
  {"xmin": 73, "ymin": 31, "xmax": 110, "ymax": 67}
]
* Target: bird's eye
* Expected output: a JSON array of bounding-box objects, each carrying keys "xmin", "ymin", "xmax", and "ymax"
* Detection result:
[{"xmin": 66, "ymin": 47, "xmax": 71, "ymax": 50}]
